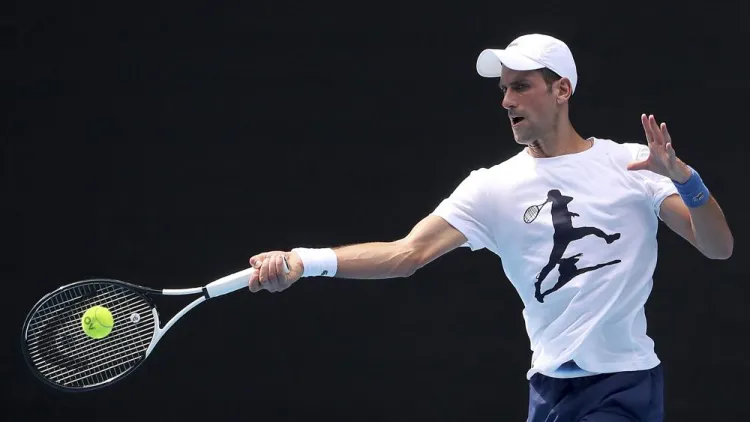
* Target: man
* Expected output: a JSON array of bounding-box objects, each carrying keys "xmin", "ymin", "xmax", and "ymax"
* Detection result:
[{"xmin": 247, "ymin": 34, "xmax": 733, "ymax": 421}]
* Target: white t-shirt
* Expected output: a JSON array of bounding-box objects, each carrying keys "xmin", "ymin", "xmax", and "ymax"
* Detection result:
[{"xmin": 431, "ymin": 138, "xmax": 678, "ymax": 380}]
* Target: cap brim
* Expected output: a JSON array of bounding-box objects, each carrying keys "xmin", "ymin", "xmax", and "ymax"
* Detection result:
[{"xmin": 476, "ymin": 48, "xmax": 545, "ymax": 78}]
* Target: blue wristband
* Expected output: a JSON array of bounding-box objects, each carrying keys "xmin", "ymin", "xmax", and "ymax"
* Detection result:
[{"xmin": 673, "ymin": 166, "xmax": 710, "ymax": 208}]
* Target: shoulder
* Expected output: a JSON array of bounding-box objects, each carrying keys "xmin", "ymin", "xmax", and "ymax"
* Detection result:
[
  {"xmin": 485, "ymin": 149, "xmax": 533, "ymax": 179},
  {"xmin": 458, "ymin": 149, "xmax": 528, "ymax": 185},
  {"xmin": 441, "ymin": 151, "xmax": 528, "ymax": 206},
  {"xmin": 591, "ymin": 137, "xmax": 649, "ymax": 164}
]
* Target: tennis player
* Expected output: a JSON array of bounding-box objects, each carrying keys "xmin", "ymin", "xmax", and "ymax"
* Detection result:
[{"xmin": 248, "ymin": 34, "xmax": 733, "ymax": 421}]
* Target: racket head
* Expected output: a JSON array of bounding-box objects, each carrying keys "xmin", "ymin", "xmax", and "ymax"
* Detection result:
[
  {"xmin": 21, "ymin": 279, "xmax": 161, "ymax": 392},
  {"xmin": 523, "ymin": 205, "xmax": 541, "ymax": 223}
]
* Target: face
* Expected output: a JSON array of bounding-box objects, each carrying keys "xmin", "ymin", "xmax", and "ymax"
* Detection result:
[{"xmin": 499, "ymin": 68, "xmax": 568, "ymax": 145}]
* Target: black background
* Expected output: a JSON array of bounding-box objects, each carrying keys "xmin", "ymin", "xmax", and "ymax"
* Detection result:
[{"xmin": 4, "ymin": 0, "xmax": 748, "ymax": 420}]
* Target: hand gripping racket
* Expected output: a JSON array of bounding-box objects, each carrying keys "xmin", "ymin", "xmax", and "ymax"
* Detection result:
[{"xmin": 21, "ymin": 265, "xmax": 279, "ymax": 392}]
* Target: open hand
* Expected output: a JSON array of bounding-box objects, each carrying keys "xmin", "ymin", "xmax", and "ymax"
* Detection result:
[{"xmin": 626, "ymin": 114, "xmax": 691, "ymax": 183}]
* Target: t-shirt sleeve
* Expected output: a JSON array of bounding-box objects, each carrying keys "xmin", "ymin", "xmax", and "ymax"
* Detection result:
[
  {"xmin": 627, "ymin": 143, "xmax": 678, "ymax": 217},
  {"xmin": 430, "ymin": 169, "xmax": 496, "ymax": 251}
]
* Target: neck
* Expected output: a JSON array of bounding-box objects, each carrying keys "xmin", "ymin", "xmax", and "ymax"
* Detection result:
[{"xmin": 526, "ymin": 121, "xmax": 589, "ymax": 158}]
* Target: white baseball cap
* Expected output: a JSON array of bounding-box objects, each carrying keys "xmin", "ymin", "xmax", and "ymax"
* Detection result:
[{"xmin": 476, "ymin": 33, "xmax": 578, "ymax": 93}]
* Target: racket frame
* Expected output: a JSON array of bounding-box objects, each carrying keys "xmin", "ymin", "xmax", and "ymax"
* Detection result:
[
  {"xmin": 20, "ymin": 279, "xmax": 160, "ymax": 392},
  {"xmin": 21, "ymin": 267, "xmax": 258, "ymax": 392}
]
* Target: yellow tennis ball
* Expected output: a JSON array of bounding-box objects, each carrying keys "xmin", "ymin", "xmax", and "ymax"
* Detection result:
[{"xmin": 81, "ymin": 306, "xmax": 114, "ymax": 339}]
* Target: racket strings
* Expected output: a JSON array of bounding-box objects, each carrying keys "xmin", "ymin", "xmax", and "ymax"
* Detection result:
[
  {"xmin": 24, "ymin": 282, "xmax": 156, "ymax": 389},
  {"xmin": 524, "ymin": 206, "xmax": 541, "ymax": 223}
]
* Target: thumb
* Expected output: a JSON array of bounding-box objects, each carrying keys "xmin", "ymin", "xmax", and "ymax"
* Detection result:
[
  {"xmin": 249, "ymin": 253, "xmax": 268, "ymax": 269},
  {"xmin": 626, "ymin": 160, "xmax": 649, "ymax": 171}
]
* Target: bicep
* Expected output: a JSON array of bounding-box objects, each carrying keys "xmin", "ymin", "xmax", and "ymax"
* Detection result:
[
  {"xmin": 401, "ymin": 215, "xmax": 468, "ymax": 268},
  {"xmin": 659, "ymin": 194, "xmax": 697, "ymax": 247}
]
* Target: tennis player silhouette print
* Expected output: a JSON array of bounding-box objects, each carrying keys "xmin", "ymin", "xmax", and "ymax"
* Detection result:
[{"xmin": 532, "ymin": 189, "xmax": 622, "ymax": 303}]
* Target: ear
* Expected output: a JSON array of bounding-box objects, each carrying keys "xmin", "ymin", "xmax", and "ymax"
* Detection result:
[{"xmin": 555, "ymin": 78, "xmax": 573, "ymax": 104}]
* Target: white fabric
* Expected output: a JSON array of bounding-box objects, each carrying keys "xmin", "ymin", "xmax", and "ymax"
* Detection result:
[
  {"xmin": 431, "ymin": 138, "xmax": 677, "ymax": 380},
  {"xmin": 292, "ymin": 248, "xmax": 338, "ymax": 277},
  {"xmin": 476, "ymin": 33, "xmax": 578, "ymax": 93}
]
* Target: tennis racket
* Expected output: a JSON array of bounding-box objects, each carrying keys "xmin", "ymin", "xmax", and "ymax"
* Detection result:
[
  {"xmin": 523, "ymin": 200, "xmax": 549, "ymax": 223},
  {"xmin": 21, "ymin": 263, "xmax": 283, "ymax": 392}
]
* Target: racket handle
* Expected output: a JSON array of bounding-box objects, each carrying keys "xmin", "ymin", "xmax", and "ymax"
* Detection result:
[{"xmin": 203, "ymin": 268, "xmax": 257, "ymax": 298}]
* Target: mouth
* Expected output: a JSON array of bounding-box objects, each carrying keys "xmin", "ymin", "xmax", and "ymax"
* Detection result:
[{"xmin": 511, "ymin": 117, "xmax": 526, "ymax": 127}]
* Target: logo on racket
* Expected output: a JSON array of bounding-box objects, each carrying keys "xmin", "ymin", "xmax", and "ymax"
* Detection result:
[{"xmin": 130, "ymin": 313, "xmax": 141, "ymax": 323}]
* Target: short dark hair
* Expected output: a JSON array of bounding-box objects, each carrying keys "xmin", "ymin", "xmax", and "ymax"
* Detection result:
[{"xmin": 538, "ymin": 68, "xmax": 562, "ymax": 92}]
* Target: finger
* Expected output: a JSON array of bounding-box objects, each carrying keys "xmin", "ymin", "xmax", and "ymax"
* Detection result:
[
  {"xmin": 666, "ymin": 142, "xmax": 677, "ymax": 159},
  {"xmin": 248, "ymin": 270, "xmax": 262, "ymax": 292},
  {"xmin": 661, "ymin": 122, "xmax": 671, "ymax": 145},
  {"xmin": 641, "ymin": 114, "xmax": 654, "ymax": 144},
  {"xmin": 263, "ymin": 279, "xmax": 275, "ymax": 292},
  {"xmin": 268, "ymin": 254, "xmax": 279, "ymax": 283},
  {"xmin": 275, "ymin": 256, "xmax": 288, "ymax": 281},
  {"xmin": 268, "ymin": 279, "xmax": 281, "ymax": 293},
  {"xmin": 249, "ymin": 253, "xmax": 268, "ymax": 269},
  {"xmin": 259, "ymin": 258, "xmax": 271, "ymax": 286},
  {"xmin": 271, "ymin": 254, "xmax": 288, "ymax": 292},
  {"xmin": 663, "ymin": 122, "xmax": 676, "ymax": 159},
  {"xmin": 649, "ymin": 115, "xmax": 664, "ymax": 145}
]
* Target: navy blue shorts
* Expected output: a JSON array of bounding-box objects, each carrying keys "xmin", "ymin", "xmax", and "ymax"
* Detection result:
[{"xmin": 527, "ymin": 363, "xmax": 664, "ymax": 421}]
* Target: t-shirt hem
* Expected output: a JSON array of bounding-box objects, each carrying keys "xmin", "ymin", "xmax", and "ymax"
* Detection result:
[{"xmin": 527, "ymin": 356, "xmax": 662, "ymax": 380}]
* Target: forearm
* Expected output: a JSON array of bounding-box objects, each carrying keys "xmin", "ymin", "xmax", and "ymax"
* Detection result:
[
  {"xmin": 671, "ymin": 163, "xmax": 734, "ymax": 259},
  {"xmin": 688, "ymin": 195, "xmax": 734, "ymax": 259},
  {"xmin": 290, "ymin": 216, "xmax": 466, "ymax": 281},
  {"xmin": 329, "ymin": 240, "xmax": 420, "ymax": 279}
]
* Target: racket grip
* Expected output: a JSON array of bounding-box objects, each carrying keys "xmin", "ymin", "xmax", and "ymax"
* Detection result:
[{"xmin": 203, "ymin": 268, "xmax": 257, "ymax": 298}]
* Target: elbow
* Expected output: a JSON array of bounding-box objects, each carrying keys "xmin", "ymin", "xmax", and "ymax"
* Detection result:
[
  {"xmin": 401, "ymin": 264, "xmax": 419, "ymax": 278},
  {"xmin": 394, "ymin": 240, "xmax": 427, "ymax": 278},
  {"xmin": 706, "ymin": 251, "xmax": 732, "ymax": 260},
  {"xmin": 713, "ymin": 246, "xmax": 733, "ymax": 260},
  {"xmin": 400, "ymin": 253, "xmax": 424, "ymax": 278},
  {"xmin": 704, "ymin": 240, "xmax": 734, "ymax": 260}
]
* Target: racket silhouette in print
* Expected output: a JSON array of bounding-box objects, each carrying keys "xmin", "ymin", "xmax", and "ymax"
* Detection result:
[
  {"xmin": 21, "ymin": 261, "xmax": 287, "ymax": 392},
  {"xmin": 523, "ymin": 199, "xmax": 550, "ymax": 223},
  {"xmin": 527, "ymin": 189, "xmax": 622, "ymax": 303}
]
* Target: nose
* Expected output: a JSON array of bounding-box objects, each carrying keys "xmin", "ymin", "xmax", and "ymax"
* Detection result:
[{"xmin": 502, "ymin": 90, "xmax": 516, "ymax": 110}]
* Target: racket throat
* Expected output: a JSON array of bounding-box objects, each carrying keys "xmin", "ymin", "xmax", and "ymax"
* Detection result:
[
  {"xmin": 144, "ymin": 296, "xmax": 206, "ymax": 358},
  {"xmin": 144, "ymin": 308, "xmax": 163, "ymax": 358}
]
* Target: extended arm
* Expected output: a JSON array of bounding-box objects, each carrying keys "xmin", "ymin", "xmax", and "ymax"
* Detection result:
[
  {"xmin": 248, "ymin": 215, "xmax": 468, "ymax": 292},
  {"xmin": 331, "ymin": 215, "xmax": 469, "ymax": 279}
]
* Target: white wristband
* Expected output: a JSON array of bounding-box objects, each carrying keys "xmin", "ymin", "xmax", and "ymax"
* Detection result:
[{"xmin": 292, "ymin": 247, "xmax": 338, "ymax": 277}]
